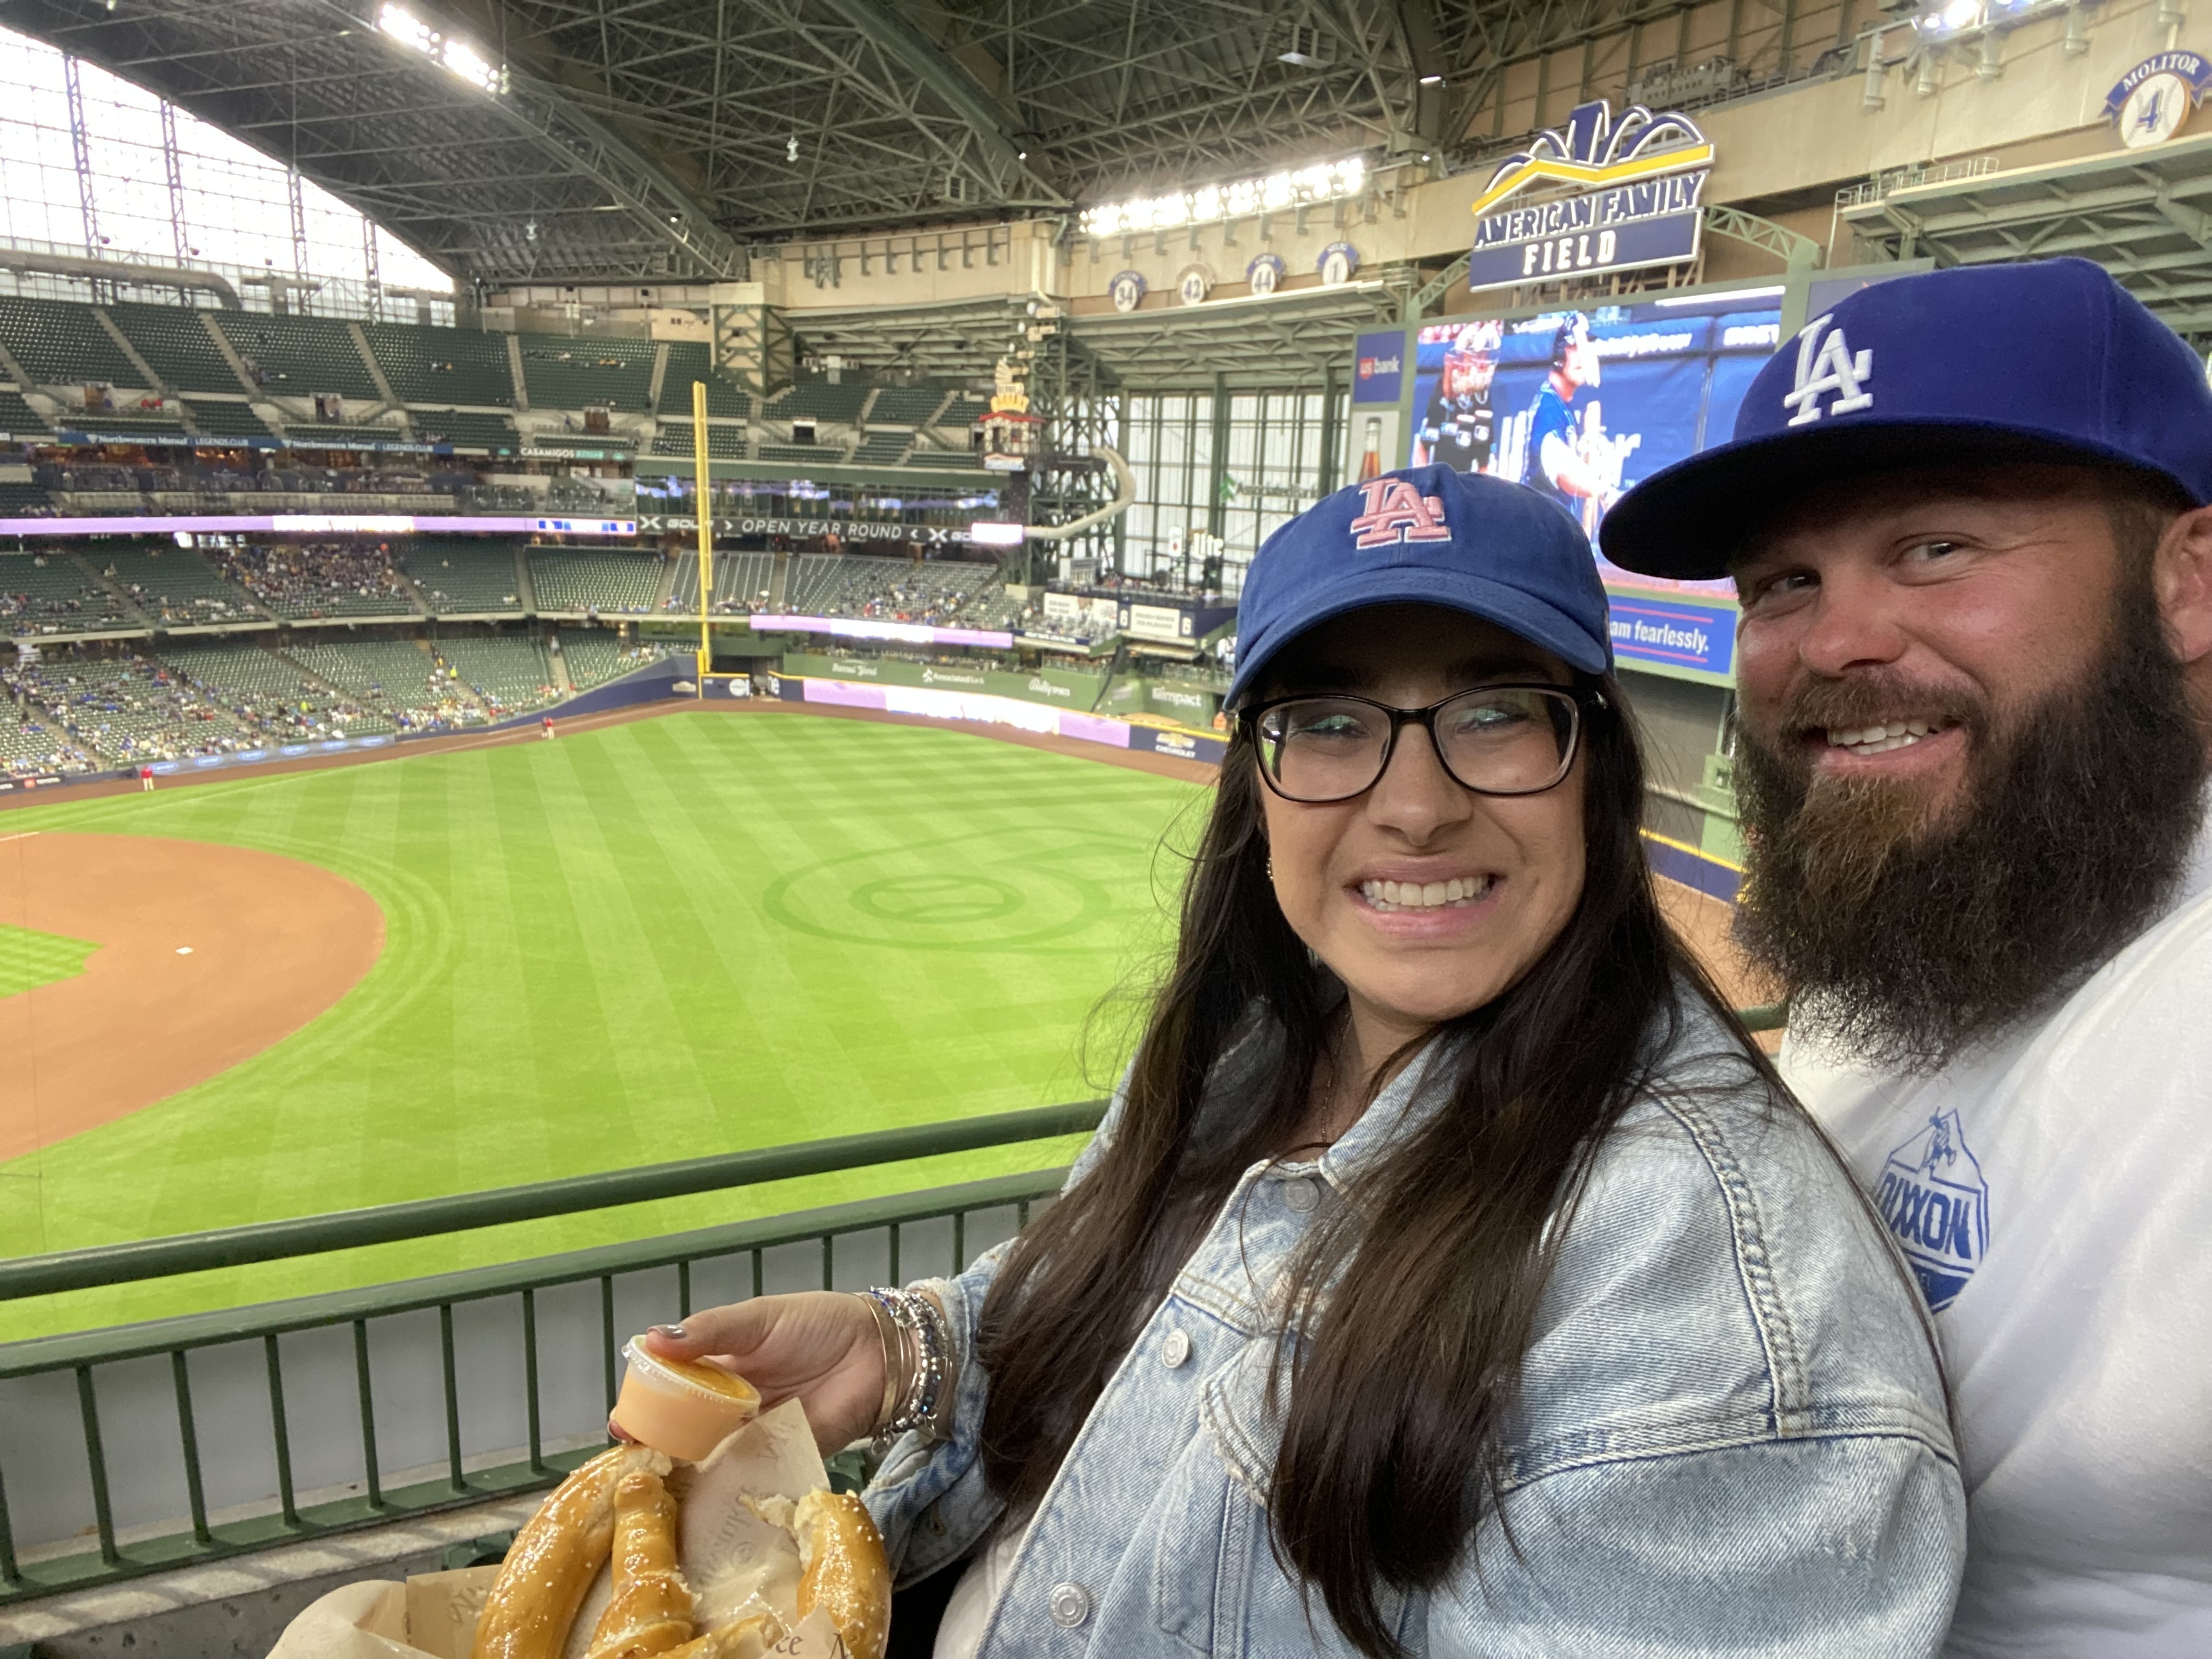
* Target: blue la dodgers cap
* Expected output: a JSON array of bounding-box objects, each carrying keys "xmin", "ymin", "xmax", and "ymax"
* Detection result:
[
  {"xmin": 1602, "ymin": 258, "xmax": 2212, "ymax": 580},
  {"xmin": 1224, "ymin": 464, "xmax": 1611, "ymax": 709}
]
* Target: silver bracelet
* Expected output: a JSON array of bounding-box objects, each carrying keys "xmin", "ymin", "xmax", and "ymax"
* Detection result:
[{"xmin": 861, "ymin": 1286, "xmax": 951, "ymax": 1441}]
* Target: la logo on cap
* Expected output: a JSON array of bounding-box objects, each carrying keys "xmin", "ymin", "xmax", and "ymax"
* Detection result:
[
  {"xmin": 1350, "ymin": 477, "xmax": 1451, "ymax": 548},
  {"xmin": 1783, "ymin": 313, "xmax": 1874, "ymax": 427}
]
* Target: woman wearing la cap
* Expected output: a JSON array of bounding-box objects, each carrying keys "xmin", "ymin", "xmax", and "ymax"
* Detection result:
[{"xmin": 627, "ymin": 465, "xmax": 1965, "ymax": 1656}]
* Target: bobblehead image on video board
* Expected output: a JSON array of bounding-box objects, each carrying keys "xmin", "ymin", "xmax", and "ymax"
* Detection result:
[{"xmin": 1408, "ymin": 295, "xmax": 1782, "ymax": 596}]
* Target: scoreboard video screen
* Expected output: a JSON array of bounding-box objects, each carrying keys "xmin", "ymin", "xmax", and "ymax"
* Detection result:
[{"xmin": 1408, "ymin": 291, "xmax": 1783, "ymax": 599}]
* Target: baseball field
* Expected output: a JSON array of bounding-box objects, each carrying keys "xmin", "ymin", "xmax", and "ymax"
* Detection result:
[{"xmin": 0, "ymin": 708, "xmax": 1206, "ymax": 1341}]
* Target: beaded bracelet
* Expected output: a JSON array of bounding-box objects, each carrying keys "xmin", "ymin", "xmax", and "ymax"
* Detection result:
[{"xmin": 854, "ymin": 1286, "xmax": 952, "ymax": 1441}]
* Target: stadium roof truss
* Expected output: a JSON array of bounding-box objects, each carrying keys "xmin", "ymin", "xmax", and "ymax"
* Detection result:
[
  {"xmin": 3, "ymin": 0, "xmax": 1725, "ymax": 287},
  {"xmin": 1839, "ymin": 132, "xmax": 2212, "ymax": 339}
]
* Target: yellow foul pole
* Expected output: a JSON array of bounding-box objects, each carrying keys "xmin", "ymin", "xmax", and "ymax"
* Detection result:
[{"xmin": 691, "ymin": 380, "xmax": 713, "ymax": 693}]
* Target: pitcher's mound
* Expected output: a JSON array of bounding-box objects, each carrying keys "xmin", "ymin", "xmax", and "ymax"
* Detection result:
[{"xmin": 0, "ymin": 833, "xmax": 383, "ymax": 1160}]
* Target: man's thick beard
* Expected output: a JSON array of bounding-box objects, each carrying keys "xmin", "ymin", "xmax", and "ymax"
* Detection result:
[{"xmin": 1732, "ymin": 581, "xmax": 2206, "ymax": 1073}]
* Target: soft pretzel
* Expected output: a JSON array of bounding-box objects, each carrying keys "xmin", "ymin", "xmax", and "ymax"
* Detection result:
[
  {"xmin": 747, "ymin": 1490, "xmax": 892, "ymax": 1659},
  {"xmin": 472, "ymin": 1444, "xmax": 670, "ymax": 1659},
  {"xmin": 586, "ymin": 1470, "xmax": 696, "ymax": 1659}
]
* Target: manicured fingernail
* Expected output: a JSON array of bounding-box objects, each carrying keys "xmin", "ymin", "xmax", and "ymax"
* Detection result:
[{"xmin": 650, "ymin": 1323, "xmax": 686, "ymax": 1340}]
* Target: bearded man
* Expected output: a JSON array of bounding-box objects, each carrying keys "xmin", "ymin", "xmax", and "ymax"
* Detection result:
[{"xmin": 1604, "ymin": 258, "xmax": 2212, "ymax": 1658}]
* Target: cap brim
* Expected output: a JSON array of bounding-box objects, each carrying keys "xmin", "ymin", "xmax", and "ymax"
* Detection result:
[
  {"xmin": 1226, "ymin": 565, "xmax": 1609, "ymax": 708},
  {"xmin": 1600, "ymin": 419, "xmax": 2201, "ymax": 581}
]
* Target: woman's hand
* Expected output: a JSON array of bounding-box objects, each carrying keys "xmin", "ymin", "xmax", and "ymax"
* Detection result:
[{"xmin": 612, "ymin": 1293, "xmax": 883, "ymax": 1455}]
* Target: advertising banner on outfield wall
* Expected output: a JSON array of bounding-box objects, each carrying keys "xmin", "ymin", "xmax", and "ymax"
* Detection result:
[{"xmin": 782, "ymin": 654, "xmax": 1104, "ymax": 711}]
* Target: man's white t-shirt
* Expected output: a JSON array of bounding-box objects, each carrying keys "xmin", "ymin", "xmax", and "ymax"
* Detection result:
[{"xmin": 1785, "ymin": 800, "xmax": 2212, "ymax": 1657}]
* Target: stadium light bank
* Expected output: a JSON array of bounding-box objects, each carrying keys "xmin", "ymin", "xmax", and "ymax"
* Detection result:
[
  {"xmin": 376, "ymin": 2, "xmax": 509, "ymax": 97},
  {"xmin": 1080, "ymin": 160, "xmax": 1366, "ymax": 239}
]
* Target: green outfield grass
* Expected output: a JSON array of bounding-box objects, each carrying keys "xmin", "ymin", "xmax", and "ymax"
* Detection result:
[{"xmin": 0, "ymin": 710, "xmax": 1206, "ymax": 1340}]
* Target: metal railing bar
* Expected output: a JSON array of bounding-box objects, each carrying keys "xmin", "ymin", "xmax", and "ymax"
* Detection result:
[
  {"xmin": 264, "ymin": 1335, "xmax": 298, "ymax": 1528},
  {"xmin": 0, "ymin": 1443, "xmax": 607, "ymax": 1605},
  {"xmin": 676, "ymin": 1260, "xmax": 692, "ymax": 1319},
  {"xmin": 0, "ymin": 1170, "xmax": 1070, "ymax": 1377},
  {"xmin": 438, "ymin": 1305, "xmax": 465, "ymax": 1493},
  {"xmin": 820, "ymin": 1234, "xmax": 833, "ymax": 1291},
  {"xmin": 887, "ymin": 1221, "xmax": 900, "ymax": 1286},
  {"xmin": 0, "ymin": 1102, "xmax": 1107, "ymax": 1304},
  {"xmin": 171, "ymin": 1350, "xmax": 212, "ymax": 1544},
  {"xmin": 953, "ymin": 1211, "xmax": 967, "ymax": 1273},
  {"xmin": 522, "ymin": 1289, "xmax": 545, "ymax": 1475},
  {"xmin": 599, "ymin": 1278, "xmax": 617, "ymax": 1418},
  {"xmin": 76, "ymin": 1365, "xmax": 119, "ymax": 1566},
  {"xmin": 0, "ymin": 1459, "xmax": 18, "ymax": 1585},
  {"xmin": 352, "ymin": 1321, "xmax": 383, "ymax": 1511}
]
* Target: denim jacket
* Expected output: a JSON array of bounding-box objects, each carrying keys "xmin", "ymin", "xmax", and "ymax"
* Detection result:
[{"xmin": 866, "ymin": 998, "xmax": 1965, "ymax": 1656}]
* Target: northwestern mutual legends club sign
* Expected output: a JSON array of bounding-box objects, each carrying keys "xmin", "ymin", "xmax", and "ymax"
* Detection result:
[{"xmin": 1467, "ymin": 100, "xmax": 1714, "ymax": 291}]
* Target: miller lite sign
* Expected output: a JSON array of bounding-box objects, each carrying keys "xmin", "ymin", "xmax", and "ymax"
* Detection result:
[{"xmin": 1467, "ymin": 100, "xmax": 1714, "ymax": 292}]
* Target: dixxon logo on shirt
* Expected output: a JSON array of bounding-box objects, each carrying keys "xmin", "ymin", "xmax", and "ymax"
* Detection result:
[{"xmin": 1874, "ymin": 1110, "xmax": 1990, "ymax": 1311}]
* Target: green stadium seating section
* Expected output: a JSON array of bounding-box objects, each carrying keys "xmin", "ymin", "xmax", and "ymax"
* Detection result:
[
  {"xmin": 939, "ymin": 393, "xmax": 990, "ymax": 424},
  {"xmin": 362, "ymin": 320, "xmax": 516, "ymax": 405},
  {"xmin": 99, "ymin": 548, "xmax": 259, "ymax": 627},
  {"xmin": 517, "ymin": 338, "xmax": 656, "ymax": 411},
  {"xmin": 652, "ymin": 421, "xmax": 748, "ymax": 459},
  {"xmin": 0, "ymin": 388, "xmax": 49, "ymax": 435},
  {"xmin": 0, "ymin": 688, "xmax": 99, "ymax": 772},
  {"xmin": 849, "ymin": 431, "xmax": 911, "ymax": 465},
  {"xmin": 12, "ymin": 651, "xmax": 250, "ymax": 764},
  {"xmin": 773, "ymin": 380, "xmax": 870, "ymax": 423},
  {"xmin": 0, "ymin": 482, "xmax": 52, "ymax": 515},
  {"xmin": 0, "ymin": 296, "xmax": 142, "ymax": 387},
  {"xmin": 108, "ymin": 304, "xmax": 248, "ymax": 394},
  {"xmin": 166, "ymin": 638, "xmax": 394, "ymax": 739},
  {"xmin": 413, "ymin": 539, "xmax": 523, "ymax": 614},
  {"xmin": 757, "ymin": 442, "xmax": 829, "ymax": 465},
  {"xmin": 865, "ymin": 385, "xmax": 947, "ymax": 425},
  {"xmin": 0, "ymin": 550, "xmax": 136, "ymax": 634},
  {"xmin": 783, "ymin": 552, "xmax": 994, "ymax": 619},
  {"xmin": 284, "ymin": 637, "xmax": 488, "ymax": 729},
  {"xmin": 213, "ymin": 545, "xmax": 421, "ymax": 620},
  {"xmin": 215, "ymin": 314, "xmax": 381, "ymax": 399},
  {"xmin": 658, "ymin": 343, "xmax": 752, "ymax": 417},
  {"xmin": 184, "ymin": 399, "xmax": 274, "ymax": 438},
  {"xmin": 436, "ymin": 635, "xmax": 556, "ymax": 713},
  {"xmin": 410, "ymin": 410, "xmax": 516, "ymax": 449},
  {"xmin": 665, "ymin": 549, "xmax": 774, "ymax": 613},
  {"xmin": 528, "ymin": 548, "xmax": 668, "ymax": 613},
  {"xmin": 561, "ymin": 629, "xmax": 681, "ymax": 689}
]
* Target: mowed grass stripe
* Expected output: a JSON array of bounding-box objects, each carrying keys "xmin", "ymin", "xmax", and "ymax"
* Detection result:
[{"xmin": 0, "ymin": 712, "xmax": 1200, "ymax": 1339}]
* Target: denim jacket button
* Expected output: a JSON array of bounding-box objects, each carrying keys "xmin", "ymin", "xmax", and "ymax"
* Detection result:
[
  {"xmin": 1047, "ymin": 1581, "xmax": 1093, "ymax": 1628},
  {"xmin": 1283, "ymin": 1177, "xmax": 1319, "ymax": 1212},
  {"xmin": 1160, "ymin": 1328, "xmax": 1191, "ymax": 1368}
]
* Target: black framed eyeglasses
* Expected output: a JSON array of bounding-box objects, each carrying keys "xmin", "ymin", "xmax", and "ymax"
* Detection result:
[{"xmin": 1243, "ymin": 683, "xmax": 1605, "ymax": 804}]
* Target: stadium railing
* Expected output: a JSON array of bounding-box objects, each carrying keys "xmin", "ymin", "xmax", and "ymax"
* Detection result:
[
  {"xmin": 0, "ymin": 1004, "xmax": 1789, "ymax": 1608},
  {"xmin": 0, "ymin": 1101, "xmax": 1104, "ymax": 1607}
]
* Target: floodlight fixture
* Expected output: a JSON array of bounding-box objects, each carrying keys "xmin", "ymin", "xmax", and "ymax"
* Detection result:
[
  {"xmin": 1418, "ymin": 74, "xmax": 1444, "ymax": 85},
  {"xmin": 377, "ymin": 4, "xmax": 509, "ymax": 95},
  {"xmin": 1080, "ymin": 156, "xmax": 1365, "ymax": 239}
]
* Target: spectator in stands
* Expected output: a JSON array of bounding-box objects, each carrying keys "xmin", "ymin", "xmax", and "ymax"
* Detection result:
[
  {"xmin": 1600, "ymin": 259, "xmax": 2212, "ymax": 1656},
  {"xmin": 625, "ymin": 467, "xmax": 1963, "ymax": 1656}
]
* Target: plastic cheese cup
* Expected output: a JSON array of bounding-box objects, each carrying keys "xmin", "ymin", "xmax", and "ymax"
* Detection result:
[{"xmin": 611, "ymin": 1336, "xmax": 763, "ymax": 1462}]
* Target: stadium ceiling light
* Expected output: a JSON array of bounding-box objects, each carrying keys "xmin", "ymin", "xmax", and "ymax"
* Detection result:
[
  {"xmin": 1418, "ymin": 74, "xmax": 1445, "ymax": 86},
  {"xmin": 376, "ymin": 3, "xmax": 509, "ymax": 96},
  {"xmin": 1079, "ymin": 156, "xmax": 1365, "ymax": 239}
]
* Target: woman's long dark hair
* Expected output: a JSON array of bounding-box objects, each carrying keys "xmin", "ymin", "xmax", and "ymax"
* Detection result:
[{"xmin": 973, "ymin": 674, "xmax": 1778, "ymax": 1656}]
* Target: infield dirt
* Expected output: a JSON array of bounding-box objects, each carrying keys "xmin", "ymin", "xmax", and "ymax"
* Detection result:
[{"xmin": 0, "ymin": 832, "xmax": 384, "ymax": 1160}]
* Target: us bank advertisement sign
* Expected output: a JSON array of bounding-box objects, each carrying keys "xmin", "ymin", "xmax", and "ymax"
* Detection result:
[
  {"xmin": 1352, "ymin": 330, "xmax": 1405, "ymax": 404},
  {"xmin": 1467, "ymin": 100, "xmax": 1714, "ymax": 291}
]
